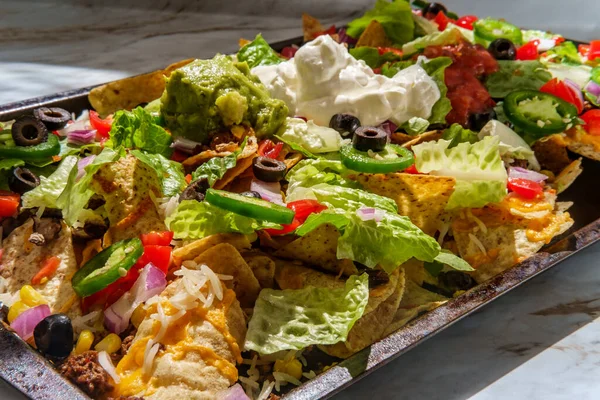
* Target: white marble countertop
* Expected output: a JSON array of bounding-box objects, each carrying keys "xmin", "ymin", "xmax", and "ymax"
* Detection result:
[{"xmin": 1, "ymin": 1, "xmax": 600, "ymax": 399}]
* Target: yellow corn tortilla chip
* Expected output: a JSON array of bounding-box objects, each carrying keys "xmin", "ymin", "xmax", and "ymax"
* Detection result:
[
  {"xmin": 563, "ymin": 127, "xmax": 600, "ymax": 161},
  {"xmin": 213, "ymin": 155, "xmax": 256, "ymax": 190},
  {"xmin": 194, "ymin": 243, "xmax": 261, "ymax": 308},
  {"xmin": 182, "ymin": 134, "xmax": 258, "ymax": 172},
  {"xmin": 239, "ymin": 38, "xmax": 251, "ymax": 48},
  {"xmin": 532, "ymin": 134, "xmax": 573, "ymax": 174},
  {"xmin": 356, "ymin": 20, "xmax": 392, "ymax": 48},
  {"xmin": 1, "ymin": 220, "xmax": 81, "ymax": 319},
  {"xmin": 567, "ymin": 142, "xmax": 600, "ymax": 161},
  {"xmin": 302, "ymin": 13, "xmax": 324, "ymax": 42},
  {"xmin": 352, "ymin": 173, "xmax": 455, "ymax": 235},
  {"xmin": 241, "ymin": 251, "xmax": 276, "ymax": 289},
  {"xmin": 401, "ymin": 130, "xmax": 444, "ymax": 150},
  {"xmin": 274, "ymin": 223, "xmax": 358, "ymax": 276},
  {"xmin": 172, "ymin": 233, "xmax": 253, "ymax": 267},
  {"xmin": 552, "ymin": 158, "xmax": 582, "ymax": 194},
  {"xmin": 88, "ymin": 59, "xmax": 193, "ymax": 116},
  {"xmin": 383, "ymin": 278, "xmax": 447, "ymax": 336}
]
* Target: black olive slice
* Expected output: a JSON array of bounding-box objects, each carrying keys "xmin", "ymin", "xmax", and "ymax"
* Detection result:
[
  {"xmin": 467, "ymin": 108, "xmax": 497, "ymax": 131},
  {"xmin": 180, "ymin": 178, "xmax": 209, "ymax": 202},
  {"xmin": 438, "ymin": 270, "xmax": 477, "ymax": 292},
  {"xmin": 33, "ymin": 107, "xmax": 71, "ymax": 131},
  {"xmin": 352, "ymin": 126, "xmax": 388, "ymax": 152},
  {"xmin": 423, "ymin": 2, "xmax": 448, "ymax": 19},
  {"xmin": 487, "ymin": 38, "xmax": 517, "ymax": 61},
  {"xmin": 241, "ymin": 191, "xmax": 262, "ymax": 199},
  {"xmin": 329, "ymin": 113, "xmax": 361, "ymax": 138},
  {"xmin": 11, "ymin": 116, "xmax": 48, "ymax": 146},
  {"xmin": 34, "ymin": 313, "xmax": 74, "ymax": 360},
  {"xmin": 9, "ymin": 167, "xmax": 40, "ymax": 194},
  {"xmin": 252, "ymin": 156, "xmax": 287, "ymax": 182}
]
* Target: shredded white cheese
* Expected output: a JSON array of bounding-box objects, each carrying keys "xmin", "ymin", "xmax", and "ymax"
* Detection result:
[
  {"xmin": 468, "ymin": 233, "xmax": 487, "ymax": 255},
  {"xmin": 98, "ymin": 351, "xmax": 120, "ymax": 383},
  {"xmin": 71, "ymin": 310, "xmax": 102, "ymax": 334},
  {"xmin": 143, "ymin": 342, "xmax": 160, "ymax": 376},
  {"xmin": 273, "ymin": 372, "xmax": 302, "ymax": 392},
  {"xmin": 257, "ymin": 380, "xmax": 275, "ymax": 400},
  {"xmin": 466, "ymin": 209, "xmax": 488, "ymax": 234}
]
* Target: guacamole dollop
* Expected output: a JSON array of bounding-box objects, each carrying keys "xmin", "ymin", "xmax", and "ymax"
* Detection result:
[{"xmin": 160, "ymin": 55, "xmax": 288, "ymax": 143}]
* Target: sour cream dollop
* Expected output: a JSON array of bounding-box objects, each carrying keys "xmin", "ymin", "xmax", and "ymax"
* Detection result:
[{"xmin": 251, "ymin": 35, "xmax": 440, "ymax": 127}]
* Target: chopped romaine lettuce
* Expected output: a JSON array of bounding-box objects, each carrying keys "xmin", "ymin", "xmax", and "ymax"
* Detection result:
[
  {"xmin": 442, "ymin": 123, "xmax": 479, "ymax": 148},
  {"xmin": 346, "ymin": 0, "xmax": 415, "ymax": 45},
  {"xmin": 237, "ymin": 34, "xmax": 284, "ymax": 69},
  {"xmin": 413, "ymin": 136, "xmax": 507, "ymax": 209},
  {"xmin": 402, "ymin": 27, "xmax": 465, "ymax": 55},
  {"xmin": 433, "ymin": 249, "xmax": 474, "ymax": 272},
  {"xmin": 400, "ymin": 116, "xmax": 430, "ymax": 135},
  {"xmin": 277, "ymin": 118, "xmax": 345, "ymax": 155},
  {"xmin": 543, "ymin": 62, "xmax": 592, "ymax": 89},
  {"xmin": 544, "ymin": 41, "xmax": 582, "ymax": 65},
  {"xmin": 191, "ymin": 138, "xmax": 247, "ymax": 186},
  {"xmin": 165, "ymin": 200, "xmax": 280, "ymax": 240},
  {"xmin": 485, "ymin": 60, "xmax": 552, "ymax": 98},
  {"xmin": 479, "ymin": 120, "xmax": 540, "ymax": 170},
  {"xmin": 106, "ymin": 107, "xmax": 173, "ymax": 157},
  {"xmin": 244, "ymin": 273, "xmax": 369, "ymax": 355},
  {"xmin": 130, "ymin": 150, "xmax": 186, "ymax": 197},
  {"xmin": 302, "ymin": 182, "xmax": 399, "ymax": 214},
  {"xmin": 412, "ymin": 13, "xmax": 439, "ymax": 37},
  {"xmin": 21, "ymin": 156, "xmax": 78, "ymax": 209},
  {"xmin": 286, "ymin": 159, "xmax": 359, "ymax": 199}
]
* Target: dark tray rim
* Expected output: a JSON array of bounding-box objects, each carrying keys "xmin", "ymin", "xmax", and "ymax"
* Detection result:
[{"xmin": 1, "ymin": 35, "xmax": 597, "ymax": 400}]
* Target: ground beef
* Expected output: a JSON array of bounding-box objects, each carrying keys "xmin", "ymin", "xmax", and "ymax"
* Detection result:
[
  {"xmin": 121, "ymin": 334, "xmax": 135, "ymax": 355},
  {"xmin": 209, "ymin": 132, "xmax": 237, "ymax": 152},
  {"xmin": 59, "ymin": 350, "xmax": 113, "ymax": 398}
]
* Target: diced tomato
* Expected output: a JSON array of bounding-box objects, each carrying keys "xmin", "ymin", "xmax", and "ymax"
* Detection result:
[
  {"xmin": 314, "ymin": 25, "xmax": 337, "ymax": 38},
  {"xmin": 580, "ymin": 109, "xmax": 600, "ymax": 136},
  {"xmin": 141, "ymin": 231, "xmax": 174, "ymax": 246},
  {"xmin": 403, "ymin": 164, "xmax": 419, "ymax": 174},
  {"xmin": 433, "ymin": 11, "xmax": 455, "ymax": 31},
  {"xmin": 171, "ymin": 150, "xmax": 188, "ymax": 162},
  {"xmin": 263, "ymin": 218, "xmax": 302, "ymax": 236},
  {"xmin": 372, "ymin": 67, "xmax": 382, "ymax": 74},
  {"xmin": 258, "ymin": 140, "xmax": 284, "ymax": 159},
  {"xmin": 89, "ymin": 110, "xmax": 112, "ymax": 141},
  {"xmin": 31, "ymin": 256, "xmax": 61, "ymax": 285},
  {"xmin": 377, "ymin": 47, "xmax": 403, "ymax": 56},
  {"xmin": 588, "ymin": 40, "xmax": 600, "ymax": 61},
  {"xmin": 185, "ymin": 174, "xmax": 192, "ymax": 184},
  {"xmin": 540, "ymin": 78, "xmax": 584, "ymax": 114},
  {"xmin": 516, "ymin": 40, "xmax": 539, "ymax": 61},
  {"xmin": 140, "ymin": 245, "xmax": 172, "ymax": 274},
  {"xmin": 455, "ymin": 15, "xmax": 477, "ymax": 30},
  {"xmin": 554, "ymin": 37, "xmax": 565, "ymax": 46},
  {"xmin": 281, "ymin": 46, "xmax": 298, "ymax": 59},
  {"xmin": 287, "ymin": 200, "xmax": 327, "ymax": 222},
  {"xmin": 579, "ymin": 44, "xmax": 590, "ymax": 57},
  {"xmin": 0, "ymin": 191, "xmax": 20, "ymax": 218},
  {"xmin": 507, "ymin": 178, "xmax": 544, "ymax": 200}
]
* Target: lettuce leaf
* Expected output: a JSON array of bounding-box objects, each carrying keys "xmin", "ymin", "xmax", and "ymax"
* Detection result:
[
  {"xmin": 402, "ymin": 27, "xmax": 464, "ymax": 55},
  {"xmin": 237, "ymin": 34, "xmax": 284, "ymax": 69},
  {"xmin": 244, "ymin": 273, "xmax": 369, "ymax": 354},
  {"xmin": 57, "ymin": 148, "xmax": 124, "ymax": 225},
  {"xmin": 190, "ymin": 138, "xmax": 247, "ymax": 187},
  {"xmin": 484, "ymin": 60, "xmax": 552, "ymax": 98},
  {"xmin": 307, "ymin": 183, "xmax": 398, "ymax": 214},
  {"xmin": 400, "ymin": 116, "xmax": 430, "ymax": 135},
  {"xmin": 277, "ymin": 118, "xmax": 345, "ymax": 154},
  {"xmin": 478, "ymin": 120, "xmax": 540, "ymax": 170},
  {"xmin": 295, "ymin": 211, "xmax": 351, "ymax": 236},
  {"xmin": 130, "ymin": 150, "xmax": 186, "ymax": 197},
  {"xmin": 165, "ymin": 200, "xmax": 280, "ymax": 240},
  {"xmin": 413, "ymin": 136, "xmax": 507, "ymax": 209},
  {"xmin": 286, "ymin": 159, "xmax": 360, "ymax": 199},
  {"xmin": 434, "ymin": 249, "xmax": 474, "ymax": 271},
  {"xmin": 106, "ymin": 107, "xmax": 173, "ymax": 157},
  {"xmin": 349, "ymin": 47, "xmax": 403, "ymax": 69},
  {"xmin": 21, "ymin": 156, "xmax": 78, "ymax": 209},
  {"xmin": 346, "ymin": 0, "xmax": 415, "ymax": 45},
  {"xmin": 442, "ymin": 123, "xmax": 479, "ymax": 148},
  {"xmin": 545, "ymin": 41, "xmax": 582, "ymax": 65}
]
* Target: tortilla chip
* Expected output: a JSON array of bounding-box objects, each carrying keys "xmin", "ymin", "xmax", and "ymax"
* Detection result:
[
  {"xmin": 302, "ymin": 13, "xmax": 324, "ymax": 42},
  {"xmin": 401, "ymin": 130, "xmax": 444, "ymax": 150},
  {"xmin": 182, "ymin": 134, "xmax": 258, "ymax": 172},
  {"xmin": 320, "ymin": 269, "xmax": 405, "ymax": 358},
  {"xmin": 274, "ymin": 223, "xmax": 358, "ymax": 276},
  {"xmin": 552, "ymin": 158, "xmax": 582, "ymax": 194},
  {"xmin": 241, "ymin": 251, "xmax": 276, "ymax": 289},
  {"xmin": 1, "ymin": 220, "xmax": 81, "ymax": 319},
  {"xmin": 352, "ymin": 173, "xmax": 455, "ymax": 235},
  {"xmin": 239, "ymin": 38, "xmax": 251, "ymax": 48},
  {"xmin": 452, "ymin": 204, "xmax": 573, "ymax": 283},
  {"xmin": 567, "ymin": 141, "xmax": 600, "ymax": 161},
  {"xmin": 563, "ymin": 127, "xmax": 600, "ymax": 161},
  {"xmin": 280, "ymin": 146, "xmax": 304, "ymax": 170},
  {"xmin": 532, "ymin": 134, "xmax": 572, "ymax": 174},
  {"xmin": 91, "ymin": 155, "xmax": 166, "ymax": 241},
  {"xmin": 172, "ymin": 233, "xmax": 253, "ymax": 267},
  {"xmin": 194, "ymin": 243, "xmax": 261, "ymax": 308},
  {"xmin": 88, "ymin": 59, "xmax": 193, "ymax": 116},
  {"xmin": 391, "ymin": 132, "xmax": 418, "ymax": 145},
  {"xmin": 355, "ymin": 20, "xmax": 392, "ymax": 48},
  {"xmin": 383, "ymin": 279, "xmax": 447, "ymax": 336},
  {"xmin": 213, "ymin": 155, "xmax": 256, "ymax": 190}
]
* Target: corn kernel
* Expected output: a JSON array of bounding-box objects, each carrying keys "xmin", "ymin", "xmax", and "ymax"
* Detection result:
[
  {"xmin": 274, "ymin": 358, "xmax": 303, "ymax": 380},
  {"xmin": 94, "ymin": 333, "xmax": 122, "ymax": 354},
  {"xmin": 8, "ymin": 301, "xmax": 31, "ymax": 323},
  {"xmin": 131, "ymin": 304, "xmax": 146, "ymax": 329},
  {"xmin": 74, "ymin": 330, "xmax": 95, "ymax": 355},
  {"xmin": 20, "ymin": 285, "xmax": 48, "ymax": 307}
]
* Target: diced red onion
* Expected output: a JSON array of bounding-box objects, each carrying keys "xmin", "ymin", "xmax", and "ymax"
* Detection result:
[
  {"xmin": 508, "ymin": 166, "xmax": 548, "ymax": 183},
  {"xmin": 77, "ymin": 155, "xmax": 96, "ymax": 181},
  {"xmin": 221, "ymin": 384, "xmax": 250, "ymax": 400},
  {"xmin": 68, "ymin": 129, "xmax": 97, "ymax": 146},
  {"xmin": 564, "ymin": 78, "xmax": 584, "ymax": 105},
  {"xmin": 584, "ymin": 80, "xmax": 600, "ymax": 98},
  {"xmin": 104, "ymin": 263, "xmax": 167, "ymax": 334},
  {"xmin": 379, "ymin": 121, "xmax": 398, "ymax": 136},
  {"xmin": 356, "ymin": 207, "xmax": 384, "ymax": 222},
  {"xmin": 338, "ymin": 28, "xmax": 358, "ymax": 45},
  {"xmin": 10, "ymin": 304, "xmax": 51, "ymax": 340},
  {"xmin": 58, "ymin": 118, "xmax": 89, "ymax": 137},
  {"xmin": 171, "ymin": 137, "xmax": 203, "ymax": 155},
  {"xmin": 250, "ymin": 179, "xmax": 285, "ymax": 205}
]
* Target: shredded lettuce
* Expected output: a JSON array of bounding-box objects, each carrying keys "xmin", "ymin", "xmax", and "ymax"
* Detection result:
[
  {"xmin": 485, "ymin": 60, "xmax": 552, "ymax": 98},
  {"xmin": 165, "ymin": 200, "xmax": 280, "ymax": 240},
  {"xmin": 544, "ymin": 41, "xmax": 582, "ymax": 65},
  {"xmin": 479, "ymin": 120, "xmax": 540, "ymax": 170},
  {"xmin": 244, "ymin": 274, "xmax": 369, "ymax": 354},
  {"xmin": 346, "ymin": 0, "xmax": 415, "ymax": 45},
  {"xmin": 57, "ymin": 148, "xmax": 124, "ymax": 225},
  {"xmin": 237, "ymin": 34, "xmax": 284, "ymax": 69},
  {"xmin": 106, "ymin": 107, "xmax": 173, "ymax": 157},
  {"xmin": 21, "ymin": 156, "xmax": 78, "ymax": 209},
  {"xmin": 190, "ymin": 138, "xmax": 247, "ymax": 186},
  {"xmin": 402, "ymin": 27, "xmax": 464, "ymax": 55},
  {"xmin": 413, "ymin": 136, "xmax": 507, "ymax": 209},
  {"xmin": 349, "ymin": 47, "xmax": 403, "ymax": 69},
  {"xmin": 130, "ymin": 150, "xmax": 186, "ymax": 197}
]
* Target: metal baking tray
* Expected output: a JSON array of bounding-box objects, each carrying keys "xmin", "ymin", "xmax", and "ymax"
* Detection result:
[{"xmin": 1, "ymin": 36, "xmax": 599, "ymax": 400}]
